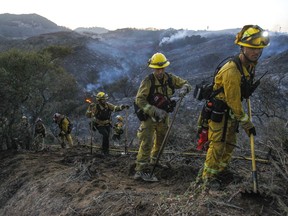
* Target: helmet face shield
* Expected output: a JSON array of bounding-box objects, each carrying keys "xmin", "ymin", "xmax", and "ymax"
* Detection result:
[{"xmin": 149, "ymin": 60, "xmax": 168, "ymax": 67}]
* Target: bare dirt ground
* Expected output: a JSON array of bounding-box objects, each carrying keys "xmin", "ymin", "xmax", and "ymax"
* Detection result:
[{"xmin": 0, "ymin": 143, "xmax": 285, "ymax": 216}]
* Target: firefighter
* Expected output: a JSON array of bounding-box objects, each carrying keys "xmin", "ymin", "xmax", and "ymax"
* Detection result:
[
  {"xmin": 112, "ymin": 115, "xmax": 124, "ymax": 145},
  {"xmin": 86, "ymin": 92, "xmax": 129, "ymax": 155},
  {"xmin": 33, "ymin": 117, "xmax": 46, "ymax": 151},
  {"xmin": 197, "ymin": 25, "xmax": 270, "ymax": 190},
  {"xmin": 134, "ymin": 52, "xmax": 192, "ymax": 181},
  {"xmin": 53, "ymin": 113, "xmax": 73, "ymax": 148}
]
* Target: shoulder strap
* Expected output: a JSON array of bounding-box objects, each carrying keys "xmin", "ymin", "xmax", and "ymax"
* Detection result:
[
  {"xmin": 166, "ymin": 73, "xmax": 175, "ymax": 94},
  {"xmin": 231, "ymin": 55, "xmax": 244, "ymax": 76},
  {"xmin": 209, "ymin": 55, "xmax": 243, "ymax": 99},
  {"xmin": 148, "ymin": 73, "xmax": 155, "ymax": 99},
  {"xmin": 148, "ymin": 72, "xmax": 175, "ymax": 97}
]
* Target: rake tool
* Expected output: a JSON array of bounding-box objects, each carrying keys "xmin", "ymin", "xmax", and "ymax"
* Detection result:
[{"xmin": 241, "ymin": 98, "xmax": 266, "ymax": 198}]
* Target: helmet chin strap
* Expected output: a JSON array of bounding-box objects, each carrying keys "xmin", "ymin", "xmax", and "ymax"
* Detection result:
[{"xmin": 241, "ymin": 47, "xmax": 262, "ymax": 63}]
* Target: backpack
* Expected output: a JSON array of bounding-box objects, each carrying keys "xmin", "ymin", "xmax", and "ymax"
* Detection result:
[
  {"xmin": 195, "ymin": 56, "xmax": 245, "ymax": 124},
  {"xmin": 193, "ymin": 56, "xmax": 243, "ymax": 101},
  {"xmin": 95, "ymin": 103, "xmax": 112, "ymax": 121},
  {"xmin": 134, "ymin": 72, "xmax": 175, "ymax": 121}
]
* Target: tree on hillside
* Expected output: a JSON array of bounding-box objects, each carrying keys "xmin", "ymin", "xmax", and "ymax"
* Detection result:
[
  {"xmin": 105, "ymin": 77, "xmax": 137, "ymax": 98},
  {"xmin": 0, "ymin": 48, "xmax": 79, "ymax": 150},
  {"xmin": 253, "ymin": 75, "xmax": 288, "ymax": 123}
]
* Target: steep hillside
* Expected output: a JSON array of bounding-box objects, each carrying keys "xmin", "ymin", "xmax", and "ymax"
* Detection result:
[
  {"xmin": 0, "ymin": 13, "xmax": 70, "ymax": 39},
  {"xmin": 1, "ymin": 15, "xmax": 288, "ymax": 216},
  {"xmin": 1, "ymin": 23, "xmax": 287, "ymax": 93},
  {"xmin": 0, "ymin": 144, "xmax": 286, "ymax": 216}
]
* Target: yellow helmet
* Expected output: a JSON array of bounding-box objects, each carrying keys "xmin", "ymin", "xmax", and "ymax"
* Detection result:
[
  {"xmin": 96, "ymin": 92, "xmax": 108, "ymax": 101},
  {"xmin": 235, "ymin": 25, "xmax": 270, "ymax": 48},
  {"xmin": 148, "ymin": 52, "xmax": 170, "ymax": 69},
  {"xmin": 116, "ymin": 115, "xmax": 123, "ymax": 121}
]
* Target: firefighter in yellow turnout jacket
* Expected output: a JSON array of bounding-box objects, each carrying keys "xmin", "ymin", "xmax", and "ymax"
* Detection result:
[
  {"xmin": 86, "ymin": 92, "xmax": 129, "ymax": 155},
  {"xmin": 199, "ymin": 25, "xmax": 270, "ymax": 189},
  {"xmin": 53, "ymin": 113, "xmax": 73, "ymax": 148},
  {"xmin": 134, "ymin": 52, "xmax": 192, "ymax": 181}
]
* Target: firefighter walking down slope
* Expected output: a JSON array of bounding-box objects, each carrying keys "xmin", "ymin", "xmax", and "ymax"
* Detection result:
[
  {"xmin": 86, "ymin": 92, "xmax": 129, "ymax": 155},
  {"xmin": 196, "ymin": 25, "xmax": 270, "ymax": 190},
  {"xmin": 134, "ymin": 52, "xmax": 192, "ymax": 181}
]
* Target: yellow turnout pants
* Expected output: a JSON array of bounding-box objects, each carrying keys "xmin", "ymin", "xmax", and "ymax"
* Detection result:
[
  {"xmin": 135, "ymin": 117, "xmax": 169, "ymax": 171},
  {"xmin": 202, "ymin": 117, "xmax": 238, "ymax": 180}
]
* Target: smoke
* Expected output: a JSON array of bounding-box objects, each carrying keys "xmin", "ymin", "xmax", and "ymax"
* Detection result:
[
  {"xmin": 85, "ymin": 83, "xmax": 102, "ymax": 92},
  {"xmin": 159, "ymin": 30, "xmax": 189, "ymax": 46},
  {"xmin": 262, "ymin": 33, "xmax": 288, "ymax": 57},
  {"xmin": 85, "ymin": 63, "xmax": 130, "ymax": 92}
]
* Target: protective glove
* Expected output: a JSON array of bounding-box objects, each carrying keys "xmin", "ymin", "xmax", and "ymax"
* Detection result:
[
  {"xmin": 152, "ymin": 106, "xmax": 168, "ymax": 121},
  {"xmin": 179, "ymin": 85, "xmax": 189, "ymax": 98},
  {"xmin": 59, "ymin": 131, "xmax": 66, "ymax": 136},
  {"xmin": 240, "ymin": 119, "xmax": 256, "ymax": 136},
  {"xmin": 249, "ymin": 127, "xmax": 256, "ymax": 136}
]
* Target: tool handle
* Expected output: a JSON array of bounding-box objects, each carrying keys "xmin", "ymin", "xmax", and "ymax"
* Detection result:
[
  {"xmin": 124, "ymin": 109, "xmax": 129, "ymax": 154},
  {"xmin": 247, "ymin": 98, "xmax": 258, "ymax": 193},
  {"xmin": 150, "ymin": 97, "xmax": 183, "ymax": 177}
]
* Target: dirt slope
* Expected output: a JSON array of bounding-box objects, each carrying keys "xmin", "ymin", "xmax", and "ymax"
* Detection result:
[{"xmin": 0, "ymin": 145, "xmax": 283, "ymax": 216}]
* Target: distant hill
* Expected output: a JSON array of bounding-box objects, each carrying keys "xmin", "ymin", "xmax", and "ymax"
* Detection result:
[
  {"xmin": 0, "ymin": 14, "xmax": 287, "ymax": 98},
  {"xmin": 0, "ymin": 13, "xmax": 70, "ymax": 39},
  {"xmin": 74, "ymin": 27, "xmax": 109, "ymax": 35}
]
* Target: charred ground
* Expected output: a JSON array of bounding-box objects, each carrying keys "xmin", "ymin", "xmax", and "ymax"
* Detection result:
[{"xmin": 0, "ymin": 142, "xmax": 286, "ymax": 216}]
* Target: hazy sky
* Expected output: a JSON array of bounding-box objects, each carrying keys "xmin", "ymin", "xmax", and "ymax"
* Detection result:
[{"xmin": 1, "ymin": 0, "xmax": 288, "ymax": 32}]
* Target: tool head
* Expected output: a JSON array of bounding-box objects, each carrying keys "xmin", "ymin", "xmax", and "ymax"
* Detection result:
[
  {"xmin": 142, "ymin": 174, "xmax": 159, "ymax": 182},
  {"xmin": 240, "ymin": 188, "xmax": 271, "ymax": 200}
]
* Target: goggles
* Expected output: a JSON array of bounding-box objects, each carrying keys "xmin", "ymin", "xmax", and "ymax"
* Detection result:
[
  {"xmin": 240, "ymin": 25, "xmax": 270, "ymax": 47},
  {"xmin": 149, "ymin": 60, "xmax": 168, "ymax": 67}
]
